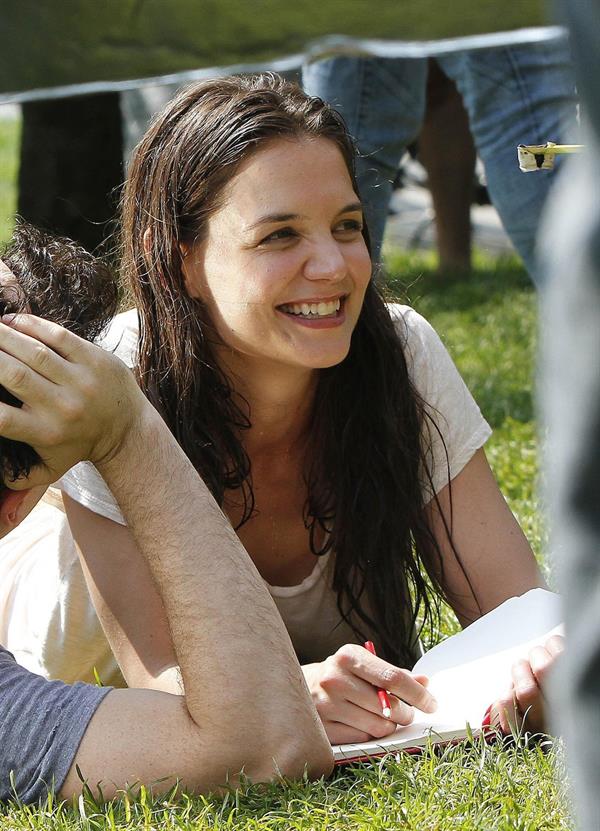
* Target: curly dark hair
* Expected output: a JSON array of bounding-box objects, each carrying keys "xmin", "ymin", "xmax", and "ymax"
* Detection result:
[
  {"xmin": 122, "ymin": 73, "xmax": 472, "ymax": 666},
  {"xmin": 0, "ymin": 221, "xmax": 119, "ymax": 486}
]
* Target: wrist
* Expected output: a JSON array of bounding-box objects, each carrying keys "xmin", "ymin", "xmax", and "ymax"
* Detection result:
[{"xmin": 95, "ymin": 397, "xmax": 165, "ymax": 483}]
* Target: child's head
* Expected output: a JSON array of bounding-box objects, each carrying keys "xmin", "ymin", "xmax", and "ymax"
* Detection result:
[{"xmin": 0, "ymin": 221, "xmax": 118, "ymax": 534}]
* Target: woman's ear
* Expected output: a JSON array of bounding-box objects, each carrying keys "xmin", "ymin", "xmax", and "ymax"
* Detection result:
[
  {"xmin": 179, "ymin": 243, "xmax": 205, "ymax": 299},
  {"xmin": 144, "ymin": 226, "xmax": 204, "ymax": 299},
  {"xmin": 142, "ymin": 228, "xmax": 152, "ymax": 260}
]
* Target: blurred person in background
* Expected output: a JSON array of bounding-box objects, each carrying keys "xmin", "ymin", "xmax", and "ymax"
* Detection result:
[{"xmin": 303, "ymin": 35, "xmax": 578, "ymax": 284}]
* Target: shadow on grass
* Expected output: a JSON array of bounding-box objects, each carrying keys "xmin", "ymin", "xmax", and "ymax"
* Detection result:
[
  {"xmin": 381, "ymin": 252, "xmax": 537, "ymax": 429},
  {"xmin": 382, "ymin": 252, "xmax": 533, "ymax": 312}
]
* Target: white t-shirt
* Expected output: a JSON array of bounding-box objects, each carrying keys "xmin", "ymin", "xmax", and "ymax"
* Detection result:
[{"xmin": 0, "ymin": 305, "xmax": 491, "ymax": 683}]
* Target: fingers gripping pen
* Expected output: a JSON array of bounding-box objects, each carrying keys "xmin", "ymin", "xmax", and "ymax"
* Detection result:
[{"xmin": 364, "ymin": 640, "xmax": 392, "ymax": 719}]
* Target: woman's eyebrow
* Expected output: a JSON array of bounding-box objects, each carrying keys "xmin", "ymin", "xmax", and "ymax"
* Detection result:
[
  {"xmin": 245, "ymin": 202, "xmax": 363, "ymax": 232},
  {"xmin": 245, "ymin": 213, "xmax": 304, "ymax": 231},
  {"xmin": 337, "ymin": 202, "xmax": 363, "ymax": 216}
]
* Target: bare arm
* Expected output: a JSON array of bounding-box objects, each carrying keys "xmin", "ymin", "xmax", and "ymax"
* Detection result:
[
  {"xmin": 65, "ymin": 406, "xmax": 333, "ymax": 795},
  {"xmin": 423, "ymin": 446, "xmax": 546, "ymax": 626},
  {"xmin": 0, "ymin": 314, "xmax": 333, "ymax": 794},
  {"xmin": 62, "ymin": 497, "xmax": 181, "ymax": 691},
  {"xmin": 424, "ymin": 446, "xmax": 555, "ymax": 733}
]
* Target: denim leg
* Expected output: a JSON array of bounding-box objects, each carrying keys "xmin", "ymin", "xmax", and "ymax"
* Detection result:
[
  {"xmin": 303, "ymin": 57, "xmax": 428, "ymax": 261},
  {"xmin": 440, "ymin": 38, "xmax": 578, "ymax": 285}
]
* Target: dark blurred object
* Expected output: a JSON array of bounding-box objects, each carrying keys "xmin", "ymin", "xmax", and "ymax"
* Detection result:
[
  {"xmin": 17, "ymin": 93, "xmax": 123, "ymax": 254},
  {"xmin": 0, "ymin": 221, "xmax": 119, "ymax": 486},
  {"xmin": 542, "ymin": 2, "xmax": 600, "ymax": 829}
]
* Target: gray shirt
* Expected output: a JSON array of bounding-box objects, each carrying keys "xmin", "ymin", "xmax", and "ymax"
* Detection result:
[{"xmin": 0, "ymin": 645, "xmax": 111, "ymax": 804}]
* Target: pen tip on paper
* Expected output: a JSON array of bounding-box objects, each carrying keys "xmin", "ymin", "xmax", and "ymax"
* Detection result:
[{"xmin": 383, "ymin": 707, "xmax": 391, "ymax": 719}]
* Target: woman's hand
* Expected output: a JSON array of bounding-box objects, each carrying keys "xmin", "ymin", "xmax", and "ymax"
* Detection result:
[
  {"xmin": 489, "ymin": 634, "xmax": 565, "ymax": 735},
  {"xmin": 302, "ymin": 644, "xmax": 437, "ymax": 744}
]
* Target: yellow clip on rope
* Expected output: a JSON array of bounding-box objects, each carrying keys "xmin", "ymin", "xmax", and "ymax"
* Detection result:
[{"xmin": 517, "ymin": 141, "xmax": 585, "ymax": 172}]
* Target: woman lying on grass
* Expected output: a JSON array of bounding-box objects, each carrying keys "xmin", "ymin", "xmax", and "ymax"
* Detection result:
[{"xmin": 0, "ymin": 73, "xmax": 562, "ymax": 741}]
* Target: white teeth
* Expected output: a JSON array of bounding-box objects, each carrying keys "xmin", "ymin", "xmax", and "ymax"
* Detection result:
[{"xmin": 281, "ymin": 298, "xmax": 342, "ymax": 317}]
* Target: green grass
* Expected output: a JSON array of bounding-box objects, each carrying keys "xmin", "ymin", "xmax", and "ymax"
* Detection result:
[
  {"xmin": 0, "ymin": 115, "xmax": 19, "ymax": 243},
  {"xmin": 0, "ymin": 739, "xmax": 572, "ymax": 830},
  {"xmin": 0, "ymin": 115, "xmax": 573, "ymax": 828}
]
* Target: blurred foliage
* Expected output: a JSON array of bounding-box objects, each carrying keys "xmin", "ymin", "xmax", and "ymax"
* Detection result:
[
  {"xmin": 385, "ymin": 249, "xmax": 536, "ymax": 428},
  {"xmin": 2, "ymin": 0, "xmax": 547, "ymax": 98},
  {"xmin": 0, "ymin": 115, "xmax": 18, "ymax": 244}
]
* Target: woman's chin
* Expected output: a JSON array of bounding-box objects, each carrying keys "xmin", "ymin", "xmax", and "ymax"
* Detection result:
[
  {"xmin": 216, "ymin": 331, "xmax": 353, "ymax": 373},
  {"xmin": 294, "ymin": 344, "xmax": 351, "ymax": 370}
]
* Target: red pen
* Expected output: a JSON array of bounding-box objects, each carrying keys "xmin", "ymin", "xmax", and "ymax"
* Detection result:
[{"xmin": 364, "ymin": 640, "xmax": 392, "ymax": 719}]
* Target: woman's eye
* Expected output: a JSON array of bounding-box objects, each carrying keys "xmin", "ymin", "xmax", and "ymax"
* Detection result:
[
  {"xmin": 334, "ymin": 219, "xmax": 363, "ymax": 235},
  {"xmin": 261, "ymin": 227, "xmax": 297, "ymax": 244}
]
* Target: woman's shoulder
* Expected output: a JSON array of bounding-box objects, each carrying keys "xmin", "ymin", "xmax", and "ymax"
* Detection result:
[
  {"xmin": 386, "ymin": 303, "xmax": 427, "ymax": 330},
  {"xmin": 96, "ymin": 308, "xmax": 139, "ymax": 369},
  {"xmin": 384, "ymin": 302, "xmax": 472, "ymax": 405},
  {"xmin": 385, "ymin": 303, "xmax": 445, "ymax": 369}
]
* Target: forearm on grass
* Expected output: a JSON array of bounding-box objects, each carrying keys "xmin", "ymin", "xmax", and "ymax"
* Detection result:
[{"xmin": 95, "ymin": 403, "xmax": 333, "ymax": 780}]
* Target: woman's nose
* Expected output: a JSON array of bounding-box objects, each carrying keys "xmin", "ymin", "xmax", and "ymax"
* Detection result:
[{"xmin": 303, "ymin": 239, "xmax": 346, "ymax": 282}]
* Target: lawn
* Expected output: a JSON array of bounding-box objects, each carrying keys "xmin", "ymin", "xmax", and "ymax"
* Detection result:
[
  {"xmin": 0, "ymin": 114, "xmax": 19, "ymax": 244},
  {"xmin": 0, "ymin": 113, "xmax": 574, "ymax": 830}
]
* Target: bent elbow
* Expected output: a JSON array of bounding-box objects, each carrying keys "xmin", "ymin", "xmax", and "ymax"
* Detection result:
[
  {"xmin": 185, "ymin": 708, "xmax": 334, "ymax": 791},
  {"xmin": 271, "ymin": 736, "xmax": 334, "ymax": 782},
  {"xmin": 245, "ymin": 719, "xmax": 334, "ymax": 783}
]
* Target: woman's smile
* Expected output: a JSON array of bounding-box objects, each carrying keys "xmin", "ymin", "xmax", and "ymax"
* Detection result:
[{"xmin": 276, "ymin": 294, "xmax": 347, "ymax": 328}]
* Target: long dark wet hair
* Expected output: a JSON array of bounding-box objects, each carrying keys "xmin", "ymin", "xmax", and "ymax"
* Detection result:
[{"xmin": 121, "ymin": 73, "xmax": 470, "ymax": 666}]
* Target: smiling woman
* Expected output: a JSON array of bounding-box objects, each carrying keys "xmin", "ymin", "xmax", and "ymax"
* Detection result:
[{"xmin": 0, "ymin": 73, "xmax": 556, "ymax": 748}]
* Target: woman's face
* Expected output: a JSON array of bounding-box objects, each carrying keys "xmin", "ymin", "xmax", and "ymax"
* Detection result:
[{"xmin": 182, "ymin": 136, "xmax": 372, "ymax": 375}]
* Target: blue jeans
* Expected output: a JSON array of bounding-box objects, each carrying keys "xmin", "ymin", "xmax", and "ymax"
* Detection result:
[{"xmin": 303, "ymin": 39, "xmax": 578, "ymax": 284}]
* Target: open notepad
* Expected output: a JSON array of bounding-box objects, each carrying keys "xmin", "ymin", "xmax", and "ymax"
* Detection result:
[{"xmin": 333, "ymin": 589, "xmax": 563, "ymax": 763}]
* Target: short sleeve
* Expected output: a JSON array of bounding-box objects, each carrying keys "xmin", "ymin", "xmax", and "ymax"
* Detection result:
[
  {"xmin": 388, "ymin": 304, "xmax": 492, "ymax": 501},
  {"xmin": 94, "ymin": 307, "xmax": 139, "ymax": 369},
  {"xmin": 59, "ymin": 461, "xmax": 126, "ymax": 524},
  {"xmin": 57, "ymin": 309, "xmax": 139, "ymax": 523}
]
